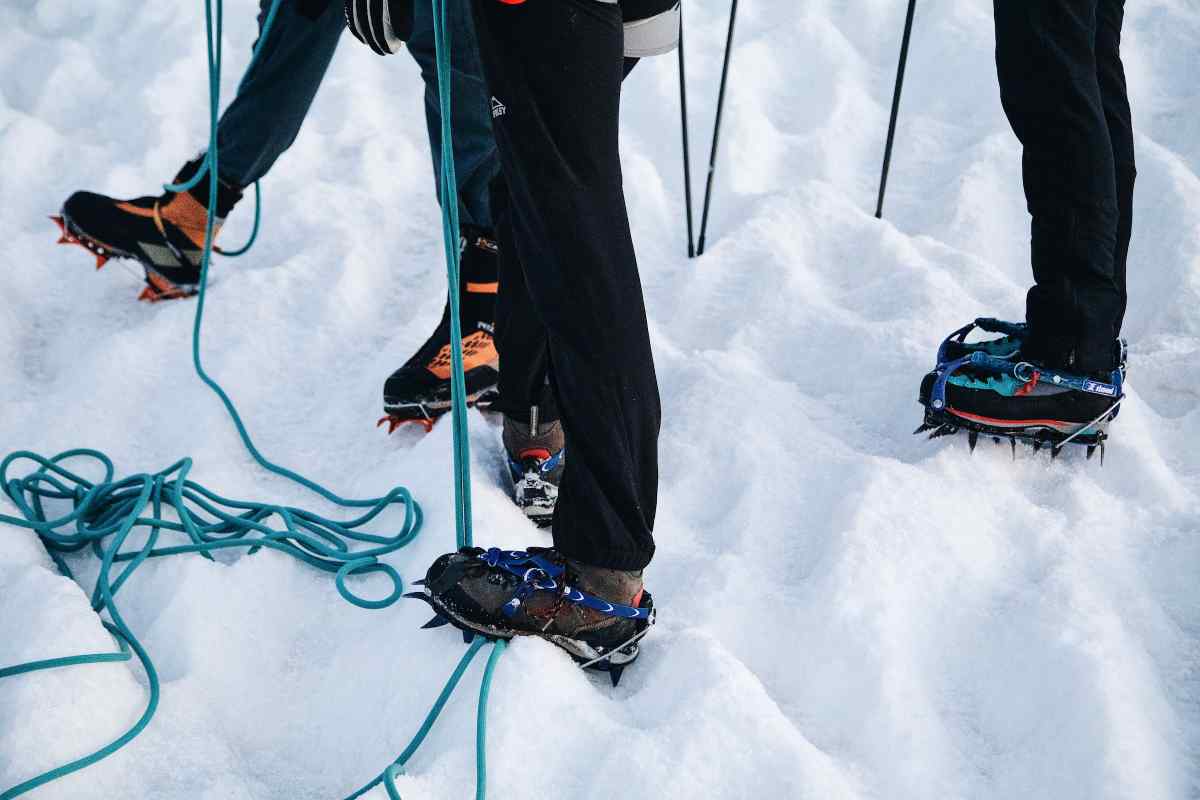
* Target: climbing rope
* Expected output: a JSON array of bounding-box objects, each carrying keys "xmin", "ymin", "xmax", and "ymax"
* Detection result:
[{"xmin": 0, "ymin": 0, "xmax": 501, "ymax": 797}]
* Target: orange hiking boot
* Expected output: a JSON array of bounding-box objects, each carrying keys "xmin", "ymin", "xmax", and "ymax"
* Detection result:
[
  {"xmin": 52, "ymin": 156, "xmax": 243, "ymax": 301},
  {"xmin": 379, "ymin": 227, "xmax": 501, "ymax": 433}
]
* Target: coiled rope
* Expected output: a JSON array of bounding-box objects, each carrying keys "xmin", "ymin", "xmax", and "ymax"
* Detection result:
[{"xmin": 0, "ymin": 0, "xmax": 500, "ymax": 797}]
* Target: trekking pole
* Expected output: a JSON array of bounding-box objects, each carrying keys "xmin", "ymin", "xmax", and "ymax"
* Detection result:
[
  {"xmin": 696, "ymin": 0, "xmax": 739, "ymax": 256},
  {"xmin": 875, "ymin": 0, "xmax": 917, "ymax": 219},
  {"xmin": 679, "ymin": 11, "xmax": 697, "ymax": 258}
]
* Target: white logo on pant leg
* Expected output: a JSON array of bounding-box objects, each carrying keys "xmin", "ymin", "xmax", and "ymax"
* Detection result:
[{"xmin": 491, "ymin": 96, "xmax": 507, "ymax": 118}]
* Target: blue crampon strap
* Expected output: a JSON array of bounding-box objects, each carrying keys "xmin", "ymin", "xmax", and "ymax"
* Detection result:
[
  {"xmin": 475, "ymin": 549, "xmax": 653, "ymax": 621},
  {"xmin": 928, "ymin": 351, "xmax": 1124, "ymax": 411},
  {"xmin": 936, "ymin": 317, "xmax": 1028, "ymax": 366}
]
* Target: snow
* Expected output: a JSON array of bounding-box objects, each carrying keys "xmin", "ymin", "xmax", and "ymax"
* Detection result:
[{"xmin": 2, "ymin": 0, "xmax": 1198, "ymax": 798}]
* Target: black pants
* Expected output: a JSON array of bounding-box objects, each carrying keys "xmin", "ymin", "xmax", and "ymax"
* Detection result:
[
  {"xmin": 472, "ymin": 0, "xmax": 660, "ymax": 571},
  {"xmin": 995, "ymin": 0, "xmax": 1135, "ymax": 373}
]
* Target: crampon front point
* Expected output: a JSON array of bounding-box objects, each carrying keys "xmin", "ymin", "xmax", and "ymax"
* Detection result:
[{"xmin": 51, "ymin": 213, "xmax": 198, "ymax": 303}]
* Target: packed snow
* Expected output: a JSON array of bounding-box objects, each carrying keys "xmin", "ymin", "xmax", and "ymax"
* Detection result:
[{"xmin": 2, "ymin": 0, "xmax": 1198, "ymax": 798}]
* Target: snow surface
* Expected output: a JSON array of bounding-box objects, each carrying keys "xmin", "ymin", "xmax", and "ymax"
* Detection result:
[{"xmin": 2, "ymin": 0, "xmax": 1199, "ymax": 797}]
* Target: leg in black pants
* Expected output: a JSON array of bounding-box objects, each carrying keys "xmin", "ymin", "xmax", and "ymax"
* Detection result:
[
  {"xmin": 1094, "ymin": 0, "xmax": 1135, "ymax": 333},
  {"xmin": 474, "ymin": 0, "xmax": 660, "ymax": 572},
  {"xmin": 994, "ymin": 0, "xmax": 1132, "ymax": 374}
]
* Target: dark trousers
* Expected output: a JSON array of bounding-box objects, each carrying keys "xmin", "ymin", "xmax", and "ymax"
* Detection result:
[
  {"xmin": 472, "ymin": 0, "xmax": 660, "ymax": 571},
  {"xmin": 214, "ymin": 0, "xmax": 497, "ymax": 228},
  {"xmin": 995, "ymin": 0, "xmax": 1135, "ymax": 373}
]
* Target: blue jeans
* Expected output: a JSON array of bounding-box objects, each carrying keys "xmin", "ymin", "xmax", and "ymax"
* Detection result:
[{"xmin": 215, "ymin": 0, "xmax": 497, "ymax": 229}]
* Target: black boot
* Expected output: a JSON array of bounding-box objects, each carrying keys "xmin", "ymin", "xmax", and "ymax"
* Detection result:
[
  {"xmin": 918, "ymin": 347, "xmax": 1125, "ymax": 454},
  {"xmin": 54, "ymin": 156, "xmax": 242, "ymax": 301},
  {"xmin": 379, "ymin": 227, "xmax": 500, "ymax": 432}
]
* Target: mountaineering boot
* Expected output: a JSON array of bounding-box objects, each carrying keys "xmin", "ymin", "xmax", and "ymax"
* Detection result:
[
  {"xmin": 53, "ymin": 156, "xmax": 243, "ymax": 301},
  {"xmin": 917, "ymin": 340, "xmax": 1127, "ymax": 457},
  {"xmin": 503, "ymin": 408, "xmax": 564, "ymax": 528},
  {"xmin": 379, "ymin": 227, "xmax": 500, "ymax": 432},
  {"xmin": 410, "ymin": 547, "xmax": 654, "ymax": 685}
]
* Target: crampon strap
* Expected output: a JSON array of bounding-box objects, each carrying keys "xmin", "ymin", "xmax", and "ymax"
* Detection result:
[
  {"xmin": 928, "ymin": 351, "xmax": 1124, "ymax": 411},
  {"xmin": 936, "ymin": 317, "xmax": 1028, "ymax": 365},
  {"xmin": 474, "ymin": 548, "xmax": 652, "ymax": 622}
]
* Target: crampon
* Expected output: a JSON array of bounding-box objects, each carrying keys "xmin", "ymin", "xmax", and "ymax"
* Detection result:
[
  {"xmin": 376, "ymin": 388, "xmax": 499, "ymax": 433},
  {"xmin": 406, "ymin": 548, "xmax": 655, "ymax": 687},
  {"xmin": 917, "ymin": 321, "xmax": 1127, "ymax": 462},
  {"xmin": 51, "ymin": 213, "xmax": 197, "ymax": 302}
]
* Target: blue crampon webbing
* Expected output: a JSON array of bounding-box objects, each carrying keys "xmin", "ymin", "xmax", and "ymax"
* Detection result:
[{"xmin": 0, "ymin": 0, "xmax": 499, "ymax": 797}]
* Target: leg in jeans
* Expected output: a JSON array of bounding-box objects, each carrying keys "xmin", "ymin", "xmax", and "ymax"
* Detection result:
[
  {"xmin": 1095, "ymin": 0, "xmax": 1135, "ymax": 335},
  {"xmin": 994, "ymin": 0, "xmax": 1122, "ymax": 373},
  {"xmin": 472, "ymin": 0, "xmax": 660, "ymax": 571},
  {"xmin": 407, "ymin": 0, "xmax": 501, "ymax": 229},
  {"xmin": 215, "ymin": 0, "xmax": 345, "ymax": 187}
]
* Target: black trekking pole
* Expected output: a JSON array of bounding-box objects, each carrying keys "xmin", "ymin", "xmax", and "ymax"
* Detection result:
[
  {"xmin": 696, "ymin": 0, "xmax": 739, "ymax": 256},
  {"xmin": 679, "ymin": 11, "xmax": 697, "ymax": 258},
  {"xmin": 875, "ymin": 0, "xmax": 917, "ymax": 220}
]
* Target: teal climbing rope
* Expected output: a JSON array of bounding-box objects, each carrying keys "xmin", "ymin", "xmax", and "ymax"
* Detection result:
[
  {"xmin": 431, "ymin": 0, "xmax": 475, "ymax": 550},
  {"xmin": 0, "ymin": 0, "xmax": 503, "ymax": 797}
]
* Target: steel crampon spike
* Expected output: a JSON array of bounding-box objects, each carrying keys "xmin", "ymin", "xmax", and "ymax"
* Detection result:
[
  {"xmin": 1032, "ymin": 441, "xmax": 1043, "ymax": 454},
  {"xmin": 1086, "ymin": 445, "xmax": 1097, "ymax": 461},
  {"xmin": 462, "ymin": 630, "xmax": 475, "ymax": 644},
  {"xmin": 928, "ymin": 424, "xmax": 957, "ymax": 440},
  {"xmin": 1009, "ymin": 437, "xmax": 1017, "ymax": 461},
  {"xmin": 1051, "ymin": 445, "xmax": 1062, "ymax": 461},
  {"xmin": 913, "ymin": 421, "xmax": 935, "ymax": 435},
  {"xmin": 377, "ymin": 416, "xmax": 435, "ymax": 435},
  {"xmin": 608, "ymin": 665, "xmax": 625, "ymax": 687},
  {"xmin": 421, "ymin": 615, "xmax": 451, "ymax": 630},
  {"xmin": 968, "ymin": 431, "xmax": 979, "ymax": 453},
  {"xmin": 402, "ymin": 591, "xmax": 430, "ymax": 602}
]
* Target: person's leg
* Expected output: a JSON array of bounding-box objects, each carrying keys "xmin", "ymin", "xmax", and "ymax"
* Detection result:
[
  {"xmin": 215, "ymin": 0, "xmax": 346, "ymax": 187},
  {"xmin": 1095, "ymin": 0, "xmax": 1135, "ymax": 335},
  {"xmin": 994, "ymin": 0, "xmax": 1121, "ymax": 374},
  {"xmin": 378, "ymin": 0, "xmax": 504, "ymax": 429},
  {"xmin": 472, "ymin": 0, "xmax": 659, "ymax": 571},
  {"xmin": 406, "ymin": 0, "xmax": 500, "ymax": 229}
]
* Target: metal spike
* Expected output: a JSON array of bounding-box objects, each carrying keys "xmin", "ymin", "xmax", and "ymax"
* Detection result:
[
  {"xmin": 993, "ymin": 437, "xmax": 1001, "ymax": 445},
  {"xmin": 968, "ymin": 431, "xmax": 979, "ymax": 453},
  {"xmin": 462, "ymin": 630, "xmax": 475, "ymax": 644},
  {"xmin": 94, "ymin": 253, "xmax": 109, "ymax": 270},
  {"xmin": 1051, "ymin": 445, "xmax": 1062, "ymax": 461},
  {"xmin": 609, "ymin": 665, "xmax": 625, "ymax": 687},
  {"xmin": 421, "ymin": 615, "xmax": 450, "ymax": 629},
  {"xmin": 402, "ymin": 592, "xmax": 428, "ymax": 601},
  {"xmin": 1086, "ymin": 445, "xmax": 1096, "ymax": 461},
  {"xmin": 412, "ymin": 579, "xmax": 426, "ymax": 587},
  {"xmin": 1099, "ymin": 442, "xmax": 1106, "ymax": 466},
  {"xmin": 913, "ymin": 422, "xmax": 934, "ymax": 435},
  {"xmin": 1010, "ymin": 437, "xmax": 1017, "ymax": 461},
  {"xmin": 928, "ymin": 424, "xmax": 957, "ymax": 440},
  {"xmin": 1032, "ymin": 441, "xmax": 1043, "ymax": 454}
]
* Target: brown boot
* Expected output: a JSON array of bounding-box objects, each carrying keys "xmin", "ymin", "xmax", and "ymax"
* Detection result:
[{"xmin": 413, "ymin": 547, "xmax": 654, "ymax": 685}]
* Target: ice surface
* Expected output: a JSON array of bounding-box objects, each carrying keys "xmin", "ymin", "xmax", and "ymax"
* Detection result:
[{"xmin": 1, "ymin": 0, "xmax": 1198, "ymax": 798}]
